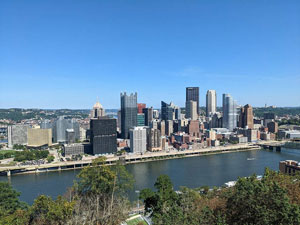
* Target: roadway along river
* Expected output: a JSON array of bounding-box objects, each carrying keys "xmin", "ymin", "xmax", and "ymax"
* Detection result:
[{"xmin": 1, "ymin": 148, "xmax": 300, "ymax": 205}]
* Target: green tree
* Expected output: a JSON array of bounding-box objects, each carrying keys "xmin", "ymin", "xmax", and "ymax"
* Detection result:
[
  {"xmin": 140, "ymin": 175, "xmax": 183, "ymax": 225},
  {"xmin": 70, "ymin": 157, "xmax": 134, "ymax": 225},
  {"xmin": 47, "ymin": 155, "xmax": 55, "ymax": 163},
  {"xmin": 0, "ymin": 182, "xmax": 27, "ymax": 222},
  {"xmin": 28, "ymin": 195, "xmax": 74, "ymax": 225},
  {"xmin": 226, "ymin": 174, "xmax": 300, "ymax": 225}
]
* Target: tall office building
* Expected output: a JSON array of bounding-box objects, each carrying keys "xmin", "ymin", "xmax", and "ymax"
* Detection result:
[
  {"xmin": 137, "ymin": 113, "xmax": 145, "ymax": 126},
  {"xmin": 186, "ymin": 87, "xmax": 199, "ymax": 115},
  {"xmin": 161, "ymin": 101, "xmax": 173, "ymax": 121},
  {"xmin": 66, "ymin": 129, "xmax": 76, "ymax": 144},
  {"xmin": 151, "ymin": 119, "xmax": 159, "ymax": 130},
  {"xmin": 90, "ymin": 117, "xmax": 117, "ymax": 155},
  {"xmin": 8, "ymin": 125, "xmax": 30, "ymax": 148},
  {"xmin": 239, "ymin": 104, "xmax": 254, "ymax": 129},
  {"xmin": 137, "ymin": 103, "xmax": 146, "ymax": 114},
  {"xmin": 121, "ymin": 92, "xmax": 138, "ymax": 139},
  {"xmin": 210, "ymin": 112, "xmax": 223, "ymax": 128},
  {"xmin": 143, "ymin": 107, "xmax": 153, "ymax": 126},
  {"xmin": 91, "ymin": 100, "xmax": 105, "ymax": 118},
  {"xmin": 264, "ymin": 113, "xmax": 275, "ymax": 126},
  {"xmin": 52, "ymin": 117, "xmax": 80, "ymax": 143},
  {"xmin": 165, "ymin": 120, "xmax": 173, "ymax": 136},
  {"xmin": 187, "ymin": 120, "xmax": 200, "ymax": 137},
  {"xmin": 222, "ymin": 94, "xmax": 238, "ymax": 131},
  {"xmin": 40, "ymin": 120, "xmax": 52, "ymax": 129},
  {"xmin": 153, "ymin": 110, "xmax": 159, "ymax": 119},
  {"xmin": 147, "ymin": 128, "xmax": 161, "ymax": 151},
  {"xmin": 158, "ymin": 120, "xmax": 166, "ymax": 136},
  {"xmin": 174, "ymin": 106, "xmax": 181, "ymax": 120},
  {"xmin": 130, "ymin": 126, "xmax": 147, "ymax": 154},
  {"xmin": 161, "ymin": 101, "xmax": 180, "ymax": 121},
  {"xmin": 206, "ymin": 90, "xmax": 217, "ymax": 116},
  {"xmin": 117, "ymin": 110, "xmax": 121, "ymax": 130},
  {"xmin": 186, "ymin": 100, "xmax": 198, "ymax": 120}
]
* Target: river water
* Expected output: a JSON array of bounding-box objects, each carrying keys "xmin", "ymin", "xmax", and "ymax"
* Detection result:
[{"xmin": 1, "ymin": 148, "xmax": 300, "ymax": 205}]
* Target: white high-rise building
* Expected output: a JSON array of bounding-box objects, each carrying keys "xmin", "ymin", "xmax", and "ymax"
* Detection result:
[
  {"xmin": 130, "ymin": 127, "xmax": 147, "ymax": 154},
  {"xmin": 206, "ymin": 90, "xmax": 217, "ymax": 116}
]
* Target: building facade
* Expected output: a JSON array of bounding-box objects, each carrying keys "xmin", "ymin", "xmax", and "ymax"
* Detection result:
[
  {"xmin": 52, "ymin": 117, "xmax": 80, "ymax": 143},
  {"xmin": 147, "ymin": 128, "xmax": 161, "ymax": 151},
  {"xmin": 27, "ymin": 128, "xmax": 52, "ymax": 147},
  {"xmin": 8, "ymin": 125, "xmax": 30, "ymax": 148},
  {"xmin": 165, "ymin": 120, "xmax": 173, "ymax": 136},
  {"xmin": 137, "ymin": 113, "xmax": 145, "ymax": 126},
  {"xmin": 239, "ymin": 104, "xmax": 254, "ymax": 129},
  {"xmin": 137, "ymin": 103, "xmax": 146, "ymax": 114},
  {"xmin": 187, "ymin": 120, "xmax": 200, "ymax": 137},
  {"xmin": 90, "ymin": 117, "xmax": 117, "ymax": 155},
  {"xmin": 186, "ymin": 87, "xmax": 199, "ymax": 115},
  {"xmin": 121, "ymin": 92, "xmax": 138, "ymax": 139},
  {"xmin": 91, "ymin": 100, "xmax": 105, "ymax": 118},
  {"xmin": 143, "ymin": 107, "xmax": 153, "ymax": 126},
  {"xmin": 130, "ymin": 126, "xmax": 147, "ymax": 154},
  {"xmin": 161, "ymin": 101, "xmax": 181, "ymax": 121},
  {"xmin": 222, "ymin": 94, "xmax": 238, "ymax": 131},
  {"xmin": 206, "ymin": 90, "xmax": 217, "ymax": 116},
  {"xmin": 186, "ymin": 100, "xmax": 197, "ymax": 120}
]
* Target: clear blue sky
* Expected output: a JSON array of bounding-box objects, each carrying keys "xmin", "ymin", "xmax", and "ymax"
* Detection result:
[{"xmin": 0, "ymin": 0, "xmax": 299, "ymax": 109}]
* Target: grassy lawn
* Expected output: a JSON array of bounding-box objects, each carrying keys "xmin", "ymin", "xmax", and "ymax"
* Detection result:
[
  {"xmin": 0, "ymin": 150, "xmax": 16, "ymax": 154},
  {"xmin": 126, "ymin": 216, "xmax": 147, "ymax": 225}
]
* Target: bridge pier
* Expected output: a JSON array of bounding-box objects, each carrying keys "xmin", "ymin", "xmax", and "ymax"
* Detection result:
[
  {"xmin": 269, "ymin": 146, "xmax": 274, "ymax": 151},
  {"xmin": 7, "ymin": 170, "xmax": 11, "ymax": 177}
]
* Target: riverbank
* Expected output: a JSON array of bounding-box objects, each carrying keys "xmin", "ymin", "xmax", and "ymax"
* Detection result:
[
  {"xmin": 3, "ymin": 147, "xmax": 300, "ymax": 205},
  {"xmin": 0, "ymin": 143, "xmax": 261, "ymax": 176}
]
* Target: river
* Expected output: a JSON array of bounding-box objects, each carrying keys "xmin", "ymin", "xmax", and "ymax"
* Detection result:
[{"xmin": 1, "ymin": 148, "xmax": 300, "ymax": 205}]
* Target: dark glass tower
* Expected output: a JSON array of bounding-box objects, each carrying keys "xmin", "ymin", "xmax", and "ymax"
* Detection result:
[
  {"xmin": 90, "ymin": 117, "xmax": 117, "ymax": 154},
  {"xmin": 186, "ymin": 87, "xmax": 199, "ymax": 114},
  {"xmin": 121, "ymin": 92, "xmax": 138, "ymax": 139},
  {"xmin": 143, "ymin": 107, "xmax": 153, "ymax": 126},
  {"xmin": 161, "ymin": 101, "xmax": 173, "ymax": 121}
]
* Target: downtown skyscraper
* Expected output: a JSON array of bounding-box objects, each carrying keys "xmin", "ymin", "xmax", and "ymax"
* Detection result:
[
  {"xmin": 90, "ymin": 117, "xmax": 117, "ymax": 154},
  {"xmin": 121, "ymin": 92, "xmax": 138, "ymax": 139},
  {"xmin": 206, "ymin": 90, "xmax": 217, "ymax": 116},
  {"xmin": 222, "ymin": 94, "xmax": 238, "ymax": 131},
  {"xmin": 239, "ymin": 104, "xmax": 254, "ymax": 129},
  {"xmin": 186, "ymin": 87, "xmax": 199, "ymax": 117}
]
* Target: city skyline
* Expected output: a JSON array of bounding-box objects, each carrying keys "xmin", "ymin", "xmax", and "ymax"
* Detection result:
[{"xmin": 1, "ymin": 0, "xmax": 300, "ymax": 109}]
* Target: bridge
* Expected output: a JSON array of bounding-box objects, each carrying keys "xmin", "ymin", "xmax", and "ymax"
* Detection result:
[{"xmin": 257, "ymin": 140, "xmax": 289, "ymax": 152}]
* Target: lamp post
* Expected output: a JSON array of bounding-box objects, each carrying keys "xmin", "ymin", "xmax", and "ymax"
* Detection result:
[{"xmin": 135, "ymin": 190, "xmax": 140, "ymax": 209}]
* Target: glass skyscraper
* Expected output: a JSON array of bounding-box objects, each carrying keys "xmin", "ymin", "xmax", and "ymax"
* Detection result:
[
  {"xmin": 222, "ymin": 94, "xmax": 238, "ymax": 131},
  {"xmin": 52, "ymin": 116, "xmax": 80, "ymax": 143},
  {"xmin": 90, "ymin": 117, "xmax": 117, "ymax": 155},
  {"xmin": 121, "ymin": 92, "xmax": 138, "ymax": 139}
]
